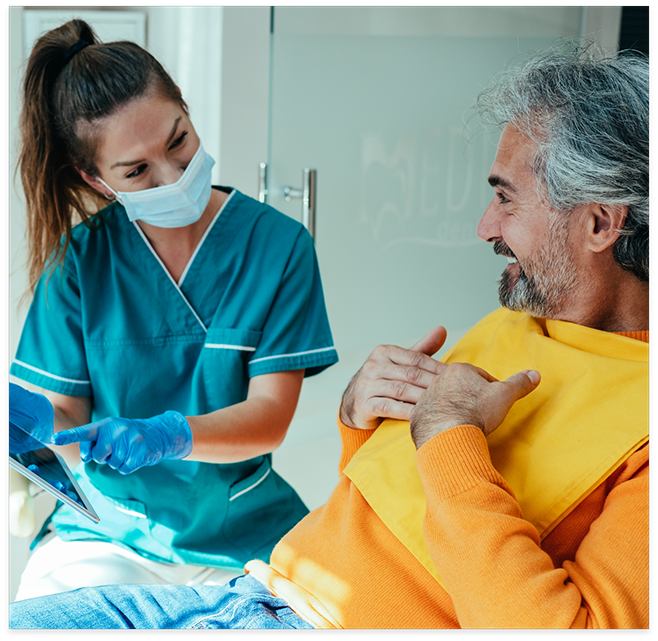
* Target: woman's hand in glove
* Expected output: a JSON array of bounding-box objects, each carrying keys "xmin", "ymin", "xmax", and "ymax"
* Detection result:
[
  {"xmin": 9, "ymin": 383, "xmax": 55, "ymax": 452},
  {"xmin": 53, "ymin": 411, "xmax": 193, "ymax": 474}
]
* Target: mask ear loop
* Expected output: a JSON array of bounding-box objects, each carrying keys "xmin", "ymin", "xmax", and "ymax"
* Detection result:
[{"xmin": 97, "ymin": 177, "xmax": 121, "ymax": 203}]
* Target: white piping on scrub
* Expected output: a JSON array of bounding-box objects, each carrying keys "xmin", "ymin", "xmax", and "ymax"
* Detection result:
[
  {"xmin": 204, "ymin": 344, "xmax": 256, "ymax": 352},
  {"xmin": 178, "ymin": 190, "xmax": 235, "ymax": 287},
  {"xmin": 12, "ymin": 360, "xmax": 91, "ymax": 386},
  {"xmin": 249, "ymin": 346, "xmax": 336, "ymax": 365},
  {"xmin": 132, "ymin": 223, "xmax": 208, "ymax": 333},
  {"xmin": 229, "ymin": 467, "xmax": 271, "ymax": 502}
]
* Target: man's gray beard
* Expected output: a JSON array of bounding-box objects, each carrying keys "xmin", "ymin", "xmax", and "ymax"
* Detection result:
[{"xmin": 498, "ymin": 212, "xmax": 578, "ymax": 319}]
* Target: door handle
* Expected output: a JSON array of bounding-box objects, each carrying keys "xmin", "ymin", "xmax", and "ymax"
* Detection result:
[
  {"xmin": 283, "ymin": 168, "xmax": 317, "ymax": 240},
  {"xmin": 258, "ymin": 162, "xmax": 268, "ymax": 203},
  {"xmin": 257, "ymin": 164, "xmax": 317, "ymax": 240}
]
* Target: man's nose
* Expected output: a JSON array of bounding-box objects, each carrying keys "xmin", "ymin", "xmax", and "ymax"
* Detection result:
[{"xmin": 477, "ymin": 199, "xmax": 501, "ymax": 242}]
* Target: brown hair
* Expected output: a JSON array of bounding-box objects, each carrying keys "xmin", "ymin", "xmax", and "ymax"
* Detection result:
[{"xmin": 18, "ymin": 19, "xmax": 184, "ymax": 293}]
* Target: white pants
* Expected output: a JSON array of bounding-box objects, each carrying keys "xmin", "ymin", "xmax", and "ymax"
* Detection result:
[{"xmin": 14, "ymin": 535, "xmax": 242, "ymax": 602}]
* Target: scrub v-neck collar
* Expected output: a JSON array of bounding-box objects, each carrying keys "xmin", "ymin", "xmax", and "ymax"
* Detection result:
[{"xmin": 123, "ymin": 189, "xmax": 235, "ymax": 334}]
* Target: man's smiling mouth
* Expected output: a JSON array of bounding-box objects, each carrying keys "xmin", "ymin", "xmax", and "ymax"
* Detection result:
[{"xmin": 493, "ymin": 241, "xmax": 520, "ymax": 271}]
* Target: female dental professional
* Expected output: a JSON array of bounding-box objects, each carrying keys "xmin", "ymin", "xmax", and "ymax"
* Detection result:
[{"xmin": 10, "ymin": 19, "xmax": 338, "ymax": 600}]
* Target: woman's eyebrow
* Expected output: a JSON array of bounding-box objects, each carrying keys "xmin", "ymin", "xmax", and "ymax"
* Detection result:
[
  {"xmin": 166, "ymin": 117, "xmax": 182, "ymax": 145},
  {"xmin": 110, "ymin": 117, "xmax": 183, "ymax": 169}
]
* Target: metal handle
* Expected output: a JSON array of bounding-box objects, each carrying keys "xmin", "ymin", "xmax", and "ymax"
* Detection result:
[
  {"xmin": 258, "ymin": 162, "xmax": 268, "ymax": 203},
  {"xmin": 258, "ymin": 164, "xmax": 317, "ymax": 239},
  {"xmin": 283, "ymin": 168, "xmax": 316, "ymax": 240}
]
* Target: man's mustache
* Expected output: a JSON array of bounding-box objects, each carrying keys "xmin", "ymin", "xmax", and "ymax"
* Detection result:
[{"xmin": 493, "ymin": 240, "xmax": 517, "ymax": 260}]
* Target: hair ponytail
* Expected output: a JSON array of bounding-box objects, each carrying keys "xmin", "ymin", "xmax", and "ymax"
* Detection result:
[{"xmin": 18, "ymin": 19, "xmax": 184, "ymax": 293}]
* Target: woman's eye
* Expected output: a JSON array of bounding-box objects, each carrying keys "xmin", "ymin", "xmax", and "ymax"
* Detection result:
[
  {"xmin": 126, "ymin": 164, "xmax": 147, "ymax": 179},
  {"xmin": 122, "ymin": 132, "xmax": 188, "ymax": 180},
  {"xmin": 169, "ymin": 132, "xmax": 188, "ymax": 150}
]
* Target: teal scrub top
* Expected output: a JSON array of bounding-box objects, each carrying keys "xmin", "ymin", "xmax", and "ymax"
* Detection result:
[{"xmin": 10, "ymin": 187, "xmax": 338, "ymax": 570}]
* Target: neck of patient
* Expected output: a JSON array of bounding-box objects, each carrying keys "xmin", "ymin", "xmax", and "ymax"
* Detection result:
[{"xmin": 548, "ymin": 261, "xmax": 649, "ymax": 333}]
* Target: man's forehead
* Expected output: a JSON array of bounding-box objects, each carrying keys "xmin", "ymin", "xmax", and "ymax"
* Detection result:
[{"xmin": 489, "ymin": 125, "xmax": 538, "ymax": 189}]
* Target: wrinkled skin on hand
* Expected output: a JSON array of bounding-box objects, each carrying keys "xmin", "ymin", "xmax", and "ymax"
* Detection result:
[
  {"xmin": 339, "ymin": 327, "xmax": 448, "ymax": 430},
  {"xmin": 410, "ymin": 362, "xmax": 541, "ymax": 449}
]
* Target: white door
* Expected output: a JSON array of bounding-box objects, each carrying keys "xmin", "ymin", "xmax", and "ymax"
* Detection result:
[{"xmin": 267, "ymin": 6, "xmax": 599, "ymax": 508}]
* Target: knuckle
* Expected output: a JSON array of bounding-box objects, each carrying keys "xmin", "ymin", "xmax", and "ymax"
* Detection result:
[
  {"xmin": 408, "ymin": 351, "xmax": 425, "ymax": 369},
  {"xmin": 371, "ymin": 345, "xmax": 388, "ymax": 360},
  {"xmin": 371, "ymin": 398, "xmax": 391, "ymax": 416},
  {"xmin": 392, "ymin": 381, "xmax": 408, "ymax": 400},
  {"xmin": 448, "ymin": 362, "xmax": 470, "ymax": 375},
  {"xmin": 404, "ymin": 366, "xmax": 422, "ymax": 385},
  {"xmin": 361, "ymin": 360, "xmax": 376, "ymax": 376}
]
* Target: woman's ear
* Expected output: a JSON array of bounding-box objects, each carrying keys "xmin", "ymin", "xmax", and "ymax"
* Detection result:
[{"xmin": 76, "ymin": 167, "xmax": 114, "ymax": 199}]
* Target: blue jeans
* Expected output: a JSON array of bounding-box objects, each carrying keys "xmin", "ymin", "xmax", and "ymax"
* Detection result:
[{"xmin": 10, "ymin": 574, "xmax": 314, "ymax": 629}]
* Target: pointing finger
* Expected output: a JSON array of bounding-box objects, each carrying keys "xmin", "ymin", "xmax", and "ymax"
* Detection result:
[{"xmin": 53, "ymin": 424, "xmax": 99, "ymax": 446}]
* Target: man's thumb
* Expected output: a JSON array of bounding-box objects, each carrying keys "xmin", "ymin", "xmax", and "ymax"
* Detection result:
[
  {"xmin": 410, "ymin": 326, "xmax": 447, "ymax": 356},
  {"xmin": 504, "ymin": 369, "xmax": 541, "ymax": 400}
]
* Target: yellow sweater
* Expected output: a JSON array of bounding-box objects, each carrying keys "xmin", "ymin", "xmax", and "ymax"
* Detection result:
[{"xmin": 246, "ymin": 323, "xmax": 648, "ymax": 629}]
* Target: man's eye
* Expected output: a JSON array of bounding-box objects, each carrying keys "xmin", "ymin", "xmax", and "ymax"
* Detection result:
[{"xmin": 497, "ymin": 192, "xmax": 510, "ymax": 204}]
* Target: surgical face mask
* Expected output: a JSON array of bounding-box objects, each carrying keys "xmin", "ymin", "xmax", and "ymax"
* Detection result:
[{"xmin": 98, "ymin": 142, "xmax": 216, "ymax": 228}]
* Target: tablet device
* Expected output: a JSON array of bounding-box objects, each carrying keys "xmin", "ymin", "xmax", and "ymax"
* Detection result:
[{"xmin": 9, "ymin": 420, "xmax": 100, "ymax": 524}]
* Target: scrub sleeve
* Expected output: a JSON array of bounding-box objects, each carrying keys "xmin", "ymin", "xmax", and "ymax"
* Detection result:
[{"xmin": 10, "ymin": 187, "xmax": 338, "ymax": 572}]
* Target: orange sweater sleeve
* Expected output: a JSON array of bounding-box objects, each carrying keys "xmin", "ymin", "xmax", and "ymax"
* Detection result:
[
  {"xmin": 336, "ymin": 414, "xmax": 376, "ymax": 475},
  {"xmin": 416, "ymin": 425, "xmax": 649, "ymax": 628}
]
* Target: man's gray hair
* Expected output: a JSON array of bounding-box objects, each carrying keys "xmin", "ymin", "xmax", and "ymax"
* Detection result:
[{"xmin": 476, "ymin": 43, "xmax": 649, "ymax": 282}]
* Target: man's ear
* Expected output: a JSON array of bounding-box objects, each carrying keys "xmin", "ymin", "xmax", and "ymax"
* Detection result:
[{"xmin": 586, "ymin": 203, "xmax": 628, "ymax": 253}]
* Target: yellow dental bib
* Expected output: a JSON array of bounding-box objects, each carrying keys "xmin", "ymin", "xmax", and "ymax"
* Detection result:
[{"xmin": 344, "ymin": 309, "xmax": 648, "ymax": 589}]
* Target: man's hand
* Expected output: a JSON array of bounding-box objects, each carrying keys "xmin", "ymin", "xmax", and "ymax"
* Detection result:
[
  {"xmin": 410, "ymin": 362, "xmax": 540, "ymax": 449},
  {"xmin": 339, "ymin": 326, "xmax": 448, "ymax": 430}
]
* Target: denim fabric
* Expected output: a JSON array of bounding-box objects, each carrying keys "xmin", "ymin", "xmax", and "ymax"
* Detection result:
[{"xmin": 10, "ymin": 574, "xmax": 313, "ymax": 630}]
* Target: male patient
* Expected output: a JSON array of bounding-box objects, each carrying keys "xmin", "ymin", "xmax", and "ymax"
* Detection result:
[{"xmin": 10, "ymin": 44, "xmax": 648, "ymax": 629}]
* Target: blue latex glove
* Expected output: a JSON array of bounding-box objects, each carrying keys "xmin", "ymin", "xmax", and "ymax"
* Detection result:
[
  {"xmin": 53, "ymin": 411, "xmax": 193, "ymax": 475},
  {"xmin": 27, "ymin": 465, "xmax": 79, "ymax": 500},
  {"xmin": 9, "ymin": 383, "xmax": 55, "ymax": 451}
]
